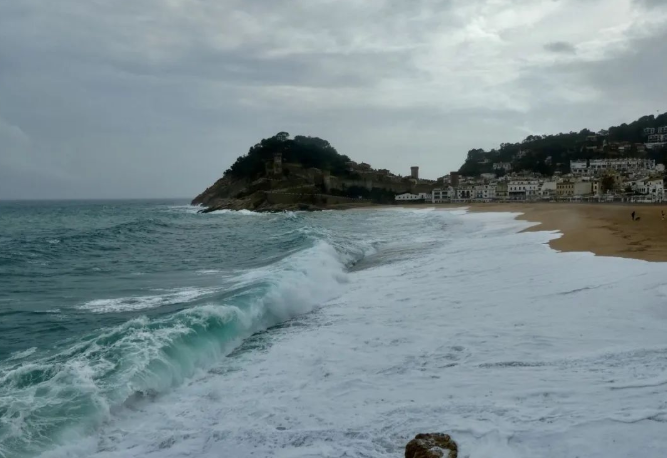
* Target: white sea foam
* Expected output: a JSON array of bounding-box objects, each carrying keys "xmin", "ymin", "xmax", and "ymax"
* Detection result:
[
  {"xmin": 166, "ymin": 205, "xmax": 202, "ymax": 215},
  {"xmin": 42, "ymin": 209, "xmax": 667, "ymax": 458},
  {"xmin": 78, "ymin": 288, "xmax": 216, "ymax": 313},
  {"xmin": 4, "ymin": 238, "xmax": 351, "ymax": 458},
  {"xmin": 206, "ymin": 209, "xmax": 266, "ymax": 216},
  {"xmin": 7, "ymin": 347, "xmax": 37, "ymax": 361}
]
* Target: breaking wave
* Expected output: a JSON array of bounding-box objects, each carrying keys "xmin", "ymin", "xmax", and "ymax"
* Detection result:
[{"xmin": 0, "ymin": 238, "xmax": 351, "ymax": 458}]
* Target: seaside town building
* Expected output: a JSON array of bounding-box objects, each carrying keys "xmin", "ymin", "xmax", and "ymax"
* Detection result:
[
  {"xmin": 397, "ymin": 152, "xmax": 665, "ymax": 204},
  {"xmin": 493, "ymin": 162, "xmax": 512, "ymax": 171},
  {"xmin": 592, "ymin": 180, "xmax": 601, "ymax": 196},
  {"xmin": 571, "ymin": 161, "xmax": 588, "ymax": 174},
  {"xmin": 539, "ymin": 181, "xmax": 558, "ymax": 199},
  {"xmin": 395, "ymin": 192, "xmax": 430, "ymax": 202},
  {"xmin": 570, "ymin": 159, "xmax": 656, "ymax": 176},
  {"xmin": 432, "ymin": 188, "xmax": 454, "ymax": 203},
  {"xmin": 556, "ymin": 180, "xmax": 574, "ymax": 198},
  {"xmin": 456, "ymin": 186, "xmax": 474, "ymax": 200},
  {"xmin": 508, "ymin": 180, "xmax": 539, "ymax": 200},
  {"xmin": 623, "ymin": 179, "xmax": 665, "ymax": 202},
  {"xmin": 474, "ymin": 184, "xmax": 496, "ymax": 201}
]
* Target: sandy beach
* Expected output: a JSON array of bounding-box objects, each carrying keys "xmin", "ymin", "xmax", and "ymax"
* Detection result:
[
  {"xmin": 384, "ymin": 203, "xmax": 667, "ymax": 262},
  {"xmin": 467, "ymin": 203, "xmax": 667, "ymax": 262}
]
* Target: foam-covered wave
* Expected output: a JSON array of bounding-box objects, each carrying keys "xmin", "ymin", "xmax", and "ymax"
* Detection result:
[
  {"xmin": 0, "ymin": 240, "xmax": 348, "ymax": 458},
  {"xmin": 78, "ymin": 287, "xmax": 219, "ymax": 313},
  {"xmin": 205, "ymin": 209, "xmax": 267, "ymax": 216}
]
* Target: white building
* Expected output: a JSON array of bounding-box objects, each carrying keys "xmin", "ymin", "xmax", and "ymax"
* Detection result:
[
  {"xmin": 432, "ymin": 188, "xmax": 453, "ymax": 203},
  {"xmin": 493, "ymin": 162, "xmax": 512, "ymax": 171},
  {"xmin": 455, "ymin": 186, "xmax": 474, "ymax": 200},
  {"xmin": 539, "ymin": 181, "xmax": 558, "ymax": 198},
  {"xmin": 474, "ymin": 184, "xmax": 496, "ymax": 201},
  {"xmin": 395, "ymin": 193, "xmax": 429, "ymax": 202},
  {"xmin": 570, "ymin": 160, "xmax": 588, "ymax": 175},
  {"xmin": 647, "ymin": 140, "xmax": 667, "ymax": 150},
  {"xmin": 644, "ymin": 127, "xmax": 656, "ymax": 135},
  {"xmin": 629, "ymin": 179, "xmax": 664, "ymax": 202},
  {"xmin": 647, "ymin": 132, "xmax": 667, "ymax": 149},
  {"xmin": 585, "ymin": 158, "xmax": 655, "ymax": 175},
  {"xmin": 508, "ymin": 180, "xmax": 539, "ymax": 200}
]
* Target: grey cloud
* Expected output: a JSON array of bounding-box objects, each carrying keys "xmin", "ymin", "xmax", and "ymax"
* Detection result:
[
  {"xmin": 544, "ymin": 41, "xmax": 577, "ymax": 54},
  {"xmin": 1, "ymin": 0, "xmax": 666, "ymax": 199},
  {"xmin": 505, "ymin": 24, "xmax": 667, "ymax": 136},
  {"xmin": 553, "ymin": 27, "xmax": 667, "ymax": 105},
  {"xmin": 634, "ymin": 0, "xmax": 667, "ymax": 8}
]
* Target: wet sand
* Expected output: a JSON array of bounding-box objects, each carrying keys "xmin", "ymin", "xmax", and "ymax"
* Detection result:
[{"xmin": 469, "ymin": 203, "xmax": 667, "ymax": 262}]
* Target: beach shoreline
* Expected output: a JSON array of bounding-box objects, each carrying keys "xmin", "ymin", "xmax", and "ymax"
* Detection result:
[{"xmin": 388, "ymin": 202, "xmax": 667, "ymax": 262}]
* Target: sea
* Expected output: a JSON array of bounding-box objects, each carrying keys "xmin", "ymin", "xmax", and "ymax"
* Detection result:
[{"xmin": 1, "ymin": 199, "xmax": 667, "ymax": 458}]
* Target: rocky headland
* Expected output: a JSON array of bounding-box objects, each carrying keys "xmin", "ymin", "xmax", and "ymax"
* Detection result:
[{"xmin": 191, "ymin": 132, "xmax": 419, "ymax": 212}]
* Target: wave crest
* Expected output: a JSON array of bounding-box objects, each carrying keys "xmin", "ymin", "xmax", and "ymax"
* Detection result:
[{"xmin": 0, "ymin": 240, "xmax": 348, "ymax": 457}]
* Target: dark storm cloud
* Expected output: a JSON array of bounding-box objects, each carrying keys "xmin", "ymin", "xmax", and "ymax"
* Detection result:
[
  {"xmin": 0, "ymin": 0, "xmax": 666, "ymax": 198},
  {"xmin": 544, "ymin": 41, "xmax": 577, "ymax": 54}
]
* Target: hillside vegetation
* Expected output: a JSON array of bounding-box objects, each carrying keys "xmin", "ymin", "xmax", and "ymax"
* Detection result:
[
  {"xmin": 191, "ymin": 132, "xmax": 368, "ymax": 211},
  {"xmin": 226, "ymin": 132, "xmax": 352, "ymax": 179},
  {"xmin": 459, "ymin": 113, "xmax": 667, "ymax": 177}
]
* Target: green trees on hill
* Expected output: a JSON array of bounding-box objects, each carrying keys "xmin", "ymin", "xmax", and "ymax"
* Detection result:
[
  {"xmin": 609, "ymin": 113, "xmax": 667, "ymax": 143},
  {"xmin": 458, "ymin": 113, "xmax": 667, "ymax": 176},
  {"xmin": 226, "ymin": 132, "xmax": 351, "ymax": 179},
  {"xmin": 330, "ymin": 186, "xmax": 396, "ymax": 204}
]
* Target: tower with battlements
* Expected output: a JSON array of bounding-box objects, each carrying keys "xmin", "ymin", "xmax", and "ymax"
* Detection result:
[{"xmin": 273, "ymin": 152, "xmax": 282, "ymax": 176}]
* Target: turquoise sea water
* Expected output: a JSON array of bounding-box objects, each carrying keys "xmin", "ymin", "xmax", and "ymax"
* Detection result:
[
  {"xmin": 1, "ymin": 200, "xmax": 405, "ymax": 457},
  {"xmin": 4, "ymin": 202, "xmax": 667, "ymax": 457}
]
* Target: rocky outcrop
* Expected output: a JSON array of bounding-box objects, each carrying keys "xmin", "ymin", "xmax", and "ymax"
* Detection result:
[
  {"xmin": 191, "ymin": 166, "xmax": 333, "ymax": 212},
  {"xmin": 198, "ymin": 200, "xmax": 326, "ymax": 213},
  {"xmin": 405, "ymin": 433, "xmax": 458, "ymax": 458}
]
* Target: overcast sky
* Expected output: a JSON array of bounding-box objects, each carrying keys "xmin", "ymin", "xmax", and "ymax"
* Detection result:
[{"xmin": 1, "ymin": 0, "xmax": 666, "ymax": 199}]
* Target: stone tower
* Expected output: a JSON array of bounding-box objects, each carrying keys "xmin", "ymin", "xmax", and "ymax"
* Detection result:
[
  {"xmin": 411, "ymin": 166, "xmax": 419, "ymax": 180},
  {"xmin": 322, "ymin": 170, "xmax": 331, "ymax": 193},
  {"xmin": 273, "ymin": 152, "xmax": 282, "ymax": 176}
]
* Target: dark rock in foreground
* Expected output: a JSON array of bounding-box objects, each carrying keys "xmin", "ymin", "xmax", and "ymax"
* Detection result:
[{"xmin": 405, "ymin": 433, "xmax": 458, "ymax": 458}]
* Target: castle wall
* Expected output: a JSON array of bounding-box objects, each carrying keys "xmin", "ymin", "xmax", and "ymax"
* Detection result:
[{"xmin": 264, "ymin": 192, "xmax": 370, "ymax": 206}]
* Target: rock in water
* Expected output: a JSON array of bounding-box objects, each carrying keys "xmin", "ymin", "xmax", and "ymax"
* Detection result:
[{"xmin": 405, "ymin": 433, "xmax": 458, "ymax": 458}]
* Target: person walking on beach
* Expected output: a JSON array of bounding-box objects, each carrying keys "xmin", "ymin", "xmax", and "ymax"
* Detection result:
[
  {"xmin": 661, "ymin": 210, "xmax": 665, "ymax": 221},
  {"xmin": 632, "ymin": 211, "xmax": 636, "ymax": 221}
]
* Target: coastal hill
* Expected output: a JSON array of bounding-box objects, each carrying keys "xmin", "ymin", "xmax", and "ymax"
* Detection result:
[
  {"xmin": 192, "ymin": 132, "xmax": 408, "ymax": 212},
  {"xmin": 458, "ymin": 112, "xmax": 667, "ymax": 177}
]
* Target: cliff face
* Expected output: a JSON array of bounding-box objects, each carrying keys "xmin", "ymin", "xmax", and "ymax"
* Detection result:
[
  {"xmin": 191, "ymin": 167, "xmax": 332, "ymax": 212},
  {"xmin": 191, "ymin": 176, "xmax": 248, "ymax": 206}
]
